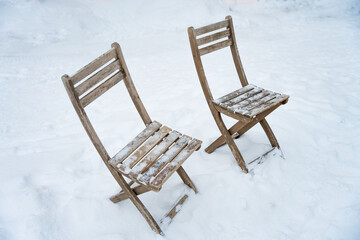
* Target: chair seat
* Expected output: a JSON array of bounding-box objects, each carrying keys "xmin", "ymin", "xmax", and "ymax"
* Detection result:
[
  {"xmin": 109, "ymin": 121, "xmax": 201, "ymax": 191},
  {"xmin": 213, "ymin": 84, "xmax": 289, "ymax": 119}
]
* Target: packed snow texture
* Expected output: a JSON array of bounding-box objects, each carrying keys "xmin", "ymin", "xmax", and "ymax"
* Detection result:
[{"xmin": 1, "ymin": 0, "xmax": 360, "ymax": 239}]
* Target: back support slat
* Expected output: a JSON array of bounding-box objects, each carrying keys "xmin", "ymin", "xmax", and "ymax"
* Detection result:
[
  {"xmin": 194, "ymin": 19, "xmax": 229, "ymax": 36},
  {"xmin": 80, "ymin": 71, "xmax": 124, "ymax": 107},
  {"xmin": 71, "ymin": 48, "xmax": 117, "ymax": 85},
  {"xmin": 199, "ymin": 39, "xmax": 232, "ymax": 56},
  {"xmin": 196, "ymin": 29, "xmax": 230, "ymax": 46},
  {"xmin": 75, "ymin": 60, "xmax": 121, "ymax": 96}
]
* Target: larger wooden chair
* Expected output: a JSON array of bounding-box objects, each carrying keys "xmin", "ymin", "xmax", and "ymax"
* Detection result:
[
  {"xmin": 62, "ymin": 42, "xmax": 202, "ymax": 234},
  {"xmin": 188, "ymin": 16, "xmax": 289, "ymax": 173}
]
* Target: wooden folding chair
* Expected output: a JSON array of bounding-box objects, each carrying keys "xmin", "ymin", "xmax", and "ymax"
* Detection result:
[
  {"xmin": 62, "ymin": 42, "xmax": 201, "ymax": 234},
  {"xmin": 188, "ymin": 16, "xmax": 289, "ymax": 173}
]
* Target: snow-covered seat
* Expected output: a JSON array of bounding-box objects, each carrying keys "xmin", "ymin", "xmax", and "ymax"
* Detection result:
[
  {"xmin": 62, "ymin": 42, "xmax": 201, "ymax": 235},
  {"xmin": 109, "ymin": 121, "xmax": 201, "ymax": 192},
  {"xmin": 213, "ymin": 84, "xmax": 289, "ymax": 121}
]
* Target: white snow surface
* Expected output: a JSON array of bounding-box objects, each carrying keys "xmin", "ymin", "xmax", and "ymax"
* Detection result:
[{"xmin": 1, "ymin": 0, "xmax": 360, "ymax": 239}]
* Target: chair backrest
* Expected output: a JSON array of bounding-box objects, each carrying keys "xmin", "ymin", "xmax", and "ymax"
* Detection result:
[
  {"xmin": 188, "ymin": 16, "xmax": 249, "ymax": 103},
  {"xmin": 62, "ymin": 42, "xmax": 152, "ymax": 163}
]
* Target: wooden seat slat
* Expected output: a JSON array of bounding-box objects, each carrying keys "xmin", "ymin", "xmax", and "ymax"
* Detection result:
[
  {"xmin": 119, "ymin": 126, "xmax": 172, "ymax": 173},
  {"xmin": 229, "ymin": 90, "xmax": 270, "ymax": 109},
  {"xmin": 150, "ymin": 139, "xmax": 202, "ymax": 189},
  {"xmin": 128, "ymin": 130, "xmax": 181, "ymax": 178},
  {"xmin": 75, "ymin": 60, "xmax": 121, "ymax": 96},
  {"xmin": 109, "ymin": 121, "xmax": 162, "ymax": 166},
  {"xmin": 138, "ymin": 135, "xmax": 191, "ymax": 185},
  {"xmin": 213, "ymin": 84, "xmax": 255, "ymax": 104},
  {"xmin": 245, "ymin": 94, "xmax": 289, "ymax": 117},
  {"xmin": 222, "ymin": 87, "xmax": 263, "ymax": 107}
]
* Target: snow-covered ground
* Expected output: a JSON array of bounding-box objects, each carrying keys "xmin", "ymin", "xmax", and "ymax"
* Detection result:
[{"xmin": 1, "ymin": 0, "xmax": 360, "ymax": 239}]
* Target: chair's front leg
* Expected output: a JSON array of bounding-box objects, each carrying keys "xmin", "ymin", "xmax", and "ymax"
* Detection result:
[
  {"xmin": 109, "ymin": 168, "xmax": 163, "ymax": 234},
  {"xmin": 211, "ymin": 111, "xmax": 248, "ymax": 173}
]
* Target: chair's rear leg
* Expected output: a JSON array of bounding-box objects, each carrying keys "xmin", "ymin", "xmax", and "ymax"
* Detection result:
[
  {"xmin": 176, "ymin": 166, "xmax": 198, "ymax": 193},
  {"xmin": 213, "ymin": 113, "xmax": 248, "ymax": 173},
  {"xmin": 109, "ymin": 168, "xmax": 163, "ymax": 234},
  {"xmin": 259, "ymin": 118, "xmax": 280, "ymax": 148}
]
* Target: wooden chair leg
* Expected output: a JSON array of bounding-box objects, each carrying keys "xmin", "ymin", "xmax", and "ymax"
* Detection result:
[
  {"xmin": 176, "ymin": 166, "xmax": 198, "ymax": 193},
  {"xmin": 205, "ymin": 120, "xmax": 245, "ymax": 153},
  {"xmin": 259, "ymin": 118, "xmax": 280, "ymax": 148},
  {"xmin": 213, "ymin": 112, "xmax": 248, "ymax": 173},
  {"xmin": 109, "ymin": 168, "xmax": 163, "ymax": 234}
]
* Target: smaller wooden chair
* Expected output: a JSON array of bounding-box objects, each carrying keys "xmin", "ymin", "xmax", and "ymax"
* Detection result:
[
  {"xmin": 62, "ymin": 42, "xmax": 201, "ymax": 234},
  {"xmin": 188, "ymin": 16, "xmax": 289, "ymax": 173}
]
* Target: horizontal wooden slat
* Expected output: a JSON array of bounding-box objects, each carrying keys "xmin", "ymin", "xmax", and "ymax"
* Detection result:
[
  {"xmin": 71, "ymin": 48, "xmax": 117, "ymax": 85},
  {"xmin": 199, "ymin": 39, "xmax": 232, "ymax": 56},
  {"xmin": 245, "ymin": 94, "xmax": 289, "ymax": 117},
  {"xmin": 150, "ymin": 139, "xmax": 202, "ymax": 189},
  {"xmin": 194, "ymin": 19, "xmax": 229, "ymax": 36},
  {"xmin": 229, "ymin": 90, "xmax": 269, "ymax": 109},
  {"xmin": 75, "ymin": 60, "xmax": 121, "ymax": 96},
  {"xmin": 128, "ymin": 131, "xmax": 181, "ymax": 178},
  {"xmin": 138, "ymin": 135, "xmax": 191, "ymax": 185},
  {"xmin": 225, "ymin": 88, "xmax": 263, "ymax": 107},
  {"xmin": 109, "ymin": 121, "xmax": 162, "ymax": 166},
  {"xmin": 119, "ymin": 126, "xmax": 172, "ymax": 173},
  {"xmin": 80, "ymin": 71, "xmax": 124, "ymax": 107},
  {"xmin": 196, "ymin": 29, "xmax": 231, "ymax": 46},
  {"xmin": 213, "ymin": 84, "xmax": 255, "ymax": 104}
]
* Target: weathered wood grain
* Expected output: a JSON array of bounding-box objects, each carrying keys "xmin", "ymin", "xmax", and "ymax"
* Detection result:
[
  {"xmin": 194, "ymin": 19, "xmax": 229, "ymax": 36},
  {"xmin": 199, "ymin": 39, "xmax": 232, "ymax": 56},
  {"xmin": 71, "ymin": 48, "xmax": 117, "ymax": 85},
  {"xmin": 75, "ymin": 60, "xmax": 122, "ymax": 96},
  {"xmin": 80, "ymin": 72, "xmax": 124, "ymax": 107},
  {"xmin": 196, "ymin": 29, "xmax": 230, "ymax": 46},
  {"xmin": 109, "ymin": 121, "xmax": 162, "ymax": 166}
]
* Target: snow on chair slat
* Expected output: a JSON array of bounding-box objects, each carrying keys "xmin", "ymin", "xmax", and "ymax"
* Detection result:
[
  {"xmin": 213, "ymin": 84, "xmax": 255, "ymax": 104},
  {"xmin": 219, "ymin": 86, "xmax": 263, "ymax": 107},
  {"xmin": 109, "ymin": 121, "xmax": 162, "ymax": 166},
  {"xmin": 150, "ymin": 139, "xmax": 202, "ymax": 189},
  {"xmin": 128, "ymin": 131, "xmax": 181, "ymax": 178},
  {"xmin": 244, "ymin": 94, "xmax": 288, "ymax": 118},
  {"xmin": 119, "ymin": 126, "xmax": 172, "ymax": 172},
  {"xmin": 75, "ymin": 60, "xmax": 122, "ymax": 96},
  {"xmin": 71, "ymin": 48, "xmax": 118, "ymax": 85},
  {"xmin": 229, "ymin": 90, "xmax": 270, "ymax": 109},
  {"xmin": 138, "ymin": 135, "xmax": 192, "ymax": 185}
]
